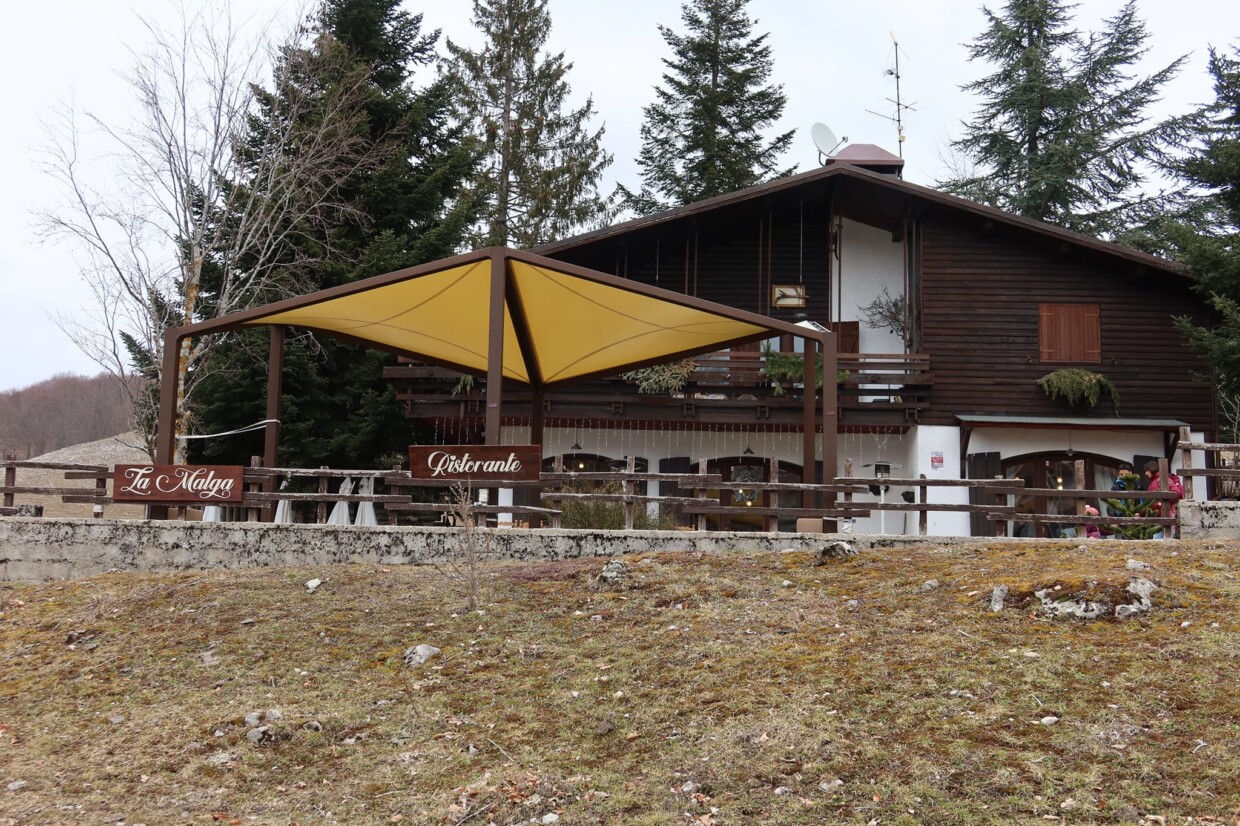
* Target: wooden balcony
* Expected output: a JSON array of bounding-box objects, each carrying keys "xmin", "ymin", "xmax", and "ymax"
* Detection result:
[{"xmin": 385, "ymin": 351, "xmax": 932, "ymax": 431}]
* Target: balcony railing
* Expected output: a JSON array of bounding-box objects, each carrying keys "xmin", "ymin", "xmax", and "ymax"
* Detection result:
[{"xmin": 385, "ymin": 350, "xmax": 932, "ymax": 428}]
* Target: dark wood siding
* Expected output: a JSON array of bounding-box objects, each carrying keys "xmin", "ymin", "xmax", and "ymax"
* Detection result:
[
  {"xmin": 550, "ymin": 201, "xmax": 834, "ymax": 326},
  {"xmin": 919, "ymin": 212, "xmax": 1215, "ymax": 432}
]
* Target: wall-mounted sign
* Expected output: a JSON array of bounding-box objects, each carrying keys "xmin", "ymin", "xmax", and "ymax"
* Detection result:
[
  {"xmin": 408, "ymin": 445, "xmax": 541, "ymax": 482},
  {"xmin": 771, "ymin": 283, "xmax": 807, "ymax": 309},
  {"xmin": 113, "ymin": 465, "xmax": 245, "ymax": 503},
  {"xmin": 930, "ymin": 451, "xmax": 945, "ymax": 470}
]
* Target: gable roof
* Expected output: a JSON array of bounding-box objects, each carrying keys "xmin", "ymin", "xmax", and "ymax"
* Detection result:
[{"xmin": 536, "ymin": 163, "xmax": 1184, "ymax": 279}]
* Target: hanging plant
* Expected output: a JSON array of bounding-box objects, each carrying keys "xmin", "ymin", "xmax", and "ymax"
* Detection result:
[
  {"xmin": 622, "ymin": 358, "xmax": 698, "ymax": 395},
  {"xmin": 1037, "ymin": 368, "xmax": 1120, "ymax": 414},
  {"xmin": 761, "ymin": 345, "xmax": 850, "ymax": 395}
]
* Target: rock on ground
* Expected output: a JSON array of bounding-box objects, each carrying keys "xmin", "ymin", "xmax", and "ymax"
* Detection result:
[{"xmin": 403, "ymin": 644, "xmax": 441, "ymax": 667}]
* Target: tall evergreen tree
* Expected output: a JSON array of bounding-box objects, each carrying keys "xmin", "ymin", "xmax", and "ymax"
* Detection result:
[
  {"xmin": 191, "ymin": 0, "xmax": 481, "ymax": 469},
  {"xmin": 619, "ymin": 0, "xmax": 794, "ymax": 215},
  {"xmin": 940, "ymin": 0, "xmax": 1187, "ymax": 238},
  {"xmin": 1171, "ymin": 47, "xmax": 1240, "ymax": 403},
  {"xmin": 447, "ymin": 0, "xmax": 612, "ymax": 248}
]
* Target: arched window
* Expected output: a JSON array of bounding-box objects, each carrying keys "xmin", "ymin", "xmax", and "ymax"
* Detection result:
[{"xmin": 1001, "ymin": 451, "xmax": 1126, "ymax": 538}]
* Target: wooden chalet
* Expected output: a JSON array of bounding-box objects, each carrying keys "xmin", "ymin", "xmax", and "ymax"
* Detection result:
[{"xmin": 386, "ymin": 147, "xmax": 1217, "ymax": 536}]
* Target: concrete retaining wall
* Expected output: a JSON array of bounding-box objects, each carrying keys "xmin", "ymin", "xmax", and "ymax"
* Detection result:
[
  {"xmin": 0, "ymin": 517, "xmax": 877, "ymax": 582},
  {"xmin": 1179, "ymin": 500, "xmax": 1240, "ymax": 539}
]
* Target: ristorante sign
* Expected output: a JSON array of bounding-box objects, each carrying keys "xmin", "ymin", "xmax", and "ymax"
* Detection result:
[
  {"xmin": 113, "ymin": 465, "xmax": 245, "ymax": 503},
  {"xmin": 408, "ymin": 445, "xmax": 541, "ymax": 482}
]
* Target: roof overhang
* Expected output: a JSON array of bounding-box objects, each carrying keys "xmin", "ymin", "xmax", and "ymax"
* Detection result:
[
  {"xmin": 172, "ymin": 247, "xmax": 820, "ymax": 389},
  {"xmin": 956, "ymin": 414, "xmax": 1189, "ymax": 432}
]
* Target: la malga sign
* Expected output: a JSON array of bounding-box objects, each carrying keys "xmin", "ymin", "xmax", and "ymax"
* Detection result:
[
  {"xmin": 113, "ymin": 465, "xmax": 245, "ymax": 503},
  {"xmin": 407, "ymin": 445, "xmax": 541, "ymax": 482}
]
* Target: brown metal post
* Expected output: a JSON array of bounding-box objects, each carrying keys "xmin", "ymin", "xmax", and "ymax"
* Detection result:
[
  {"xmin": 155, "ymin": 327, "xmax": 181, "ymax": 465},
  {"xmin": 485, "ymin": 251, "xmax": 506, "ymax": 446},
  {"xmin": 529, "ymin": 389, "xmax": 544, "ymax": 527},
  {"xmin": 150, "ymin": 327, "xmax": 183, "ymax": 520},
  {"xmin": 264, "ymin": 325, "xmax": 284, "ymax": 473},
  {"xmin": 820, "ymin": 331, "xmax": 839, "ymax": 517},
  {"xmin": 802, "ymin": 336, "xmax": 816, "ymax": 510}
]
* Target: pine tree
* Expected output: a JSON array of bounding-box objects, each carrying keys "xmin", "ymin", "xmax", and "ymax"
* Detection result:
[
  {"xmin": 619, "ymin": 0, "xmax": 794, "ymax": 215},
  {"xmin": 191, "ymin": 0, "xmax": 481, "ymax": 469},
  {"xmin": 941, "ymin": 0, "xmax": 1187, "ymax": 238},
  {"xmin": 447, "ymin": 0, "xmax": 612, "ymax": 248},
  {"xmin": 1171, "ymin": 47, "xmax": 1240, "ymax": 401}
]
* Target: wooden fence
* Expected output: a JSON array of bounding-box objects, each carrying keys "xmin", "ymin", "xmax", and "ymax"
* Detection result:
[{"xmin": 0, "ymin": 452, "xmax": 1187, "ymax": 535}]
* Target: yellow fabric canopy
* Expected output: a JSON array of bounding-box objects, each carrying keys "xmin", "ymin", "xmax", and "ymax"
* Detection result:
[{"xmin": 239, "ymin": 251, "xmax": 774, "ymax": 387}]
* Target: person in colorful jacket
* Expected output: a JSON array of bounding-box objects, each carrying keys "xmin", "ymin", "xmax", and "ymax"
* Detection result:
[{"xmin": 1143, "ymin": 460, "xmax": 1185, "ymax": 538}]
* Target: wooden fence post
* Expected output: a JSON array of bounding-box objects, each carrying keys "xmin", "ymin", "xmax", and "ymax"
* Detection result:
[
  {"xmin": 1178, "ymin": 425, "xmax": 1194, "ymax": 500},
  {"xmin": 316, "ymin": 466, "xmax": 329, "ymax": 524},
  {"xmin": 623, "ymin": 455, "xmax": 636, "ymax": 530},
  {"xmin": 3, "ymin": 453, "xmax": 15, "ymax": 509},
  {"xmin": 918, "ymin": 473, "xmax": 928, "ymax": 536},
  {"xmin": 696, "ymin": 459, "xmax": 709, "ymax": 531},
  {"xmin": 246, "ymin": 456, "xmax": 264, "ymax": 522}
]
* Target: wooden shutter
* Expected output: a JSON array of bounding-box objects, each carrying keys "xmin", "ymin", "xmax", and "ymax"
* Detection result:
[
  {"xmin": 837, "ymin": 321, "xmax": 861, "ymax": 353},
  {"xmin": 966, "ymin": 451, "xmax": 1001, "ymax": 536},
  {"xmin": 1039, "ymin": 304, "xmax": 1101, "ymax": 363}
]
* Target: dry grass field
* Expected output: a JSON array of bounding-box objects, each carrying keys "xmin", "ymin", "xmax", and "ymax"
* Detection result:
[{"xmin": 1, "ymin": 539, "xmax": 1237, "ymax": 825}]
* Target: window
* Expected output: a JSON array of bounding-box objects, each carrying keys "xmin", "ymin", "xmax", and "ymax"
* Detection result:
[{"xmin": 1039, "ymin": 303, "xmax": 1100, "ymax": 363}]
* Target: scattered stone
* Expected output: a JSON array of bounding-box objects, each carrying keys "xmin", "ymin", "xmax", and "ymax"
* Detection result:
[
  {"xmin": 597, "ymin": 559, "xmax": 629, "ymax": 586},
  {"xmin": 1126, "ymin": 559, "xmax": 1151, "ymax": 571},
  {"xmin": 595, "ymin": 719, "xmax": 616, "ymax": 735},
  {"xmin": 403, "ymin": 644, "xmax": 441, "ymax": 668},
  {"xmin": 989, "ymin": 585, "xmax": 1010, "ymax": 612},
  {"xmin": 244, "ymin": 711, "xmax": 263, "ymax": 728},
  {"xmin": 773, "ymin": 786, "xmax": 792, "ymax": 795},
  {"xmin": 782, "ymin": 580, "xmax": 793, "ymax": 588},
  {"xmin": 239, "ymin": 618, "xmax": 257, "ymax": 626},
  {"xmin": 815, "ymin": 541, "xmax": 856, "ymax": 565},
  {"xmin": 541, "ymin": 814, "xmax": 560, "ymax": 824},
  {"xmin": 921, "ymin": 579, "xmax": 940, "ymax": 592},
  {"xmin": 302, "ymin": 721, "xmax": 323, "ymax": 733},
  {"xmin": 205, "ymin": 752, "xmax": 234, "ymax": 766},
  {"xmin": 264, "ymin": 709, "xmax": 283, "ymax": 723},
  {"xmin": 1039, "ymin": 716, "xmax": 1060, "ymax": 726},
  {"xmin": 197, "ymin": 650, "xmax": 220, "ymax": 667},
  {"xmin": 246, "ymin": 726, "xmax": 272, "ymax": 744},
  {"xmin": 305, "ymin": 578, "xmax": 322, "ymax": 593},
  {"xmin": 680, "ymin": 781, "xmax": 699, "ymax": 795},
  {"xmin": 1116, "ymin": 578, "xmax": 1158, "ymax": 619},
  {"xmin": 1035, "ymin": 588, "xmax": 1105, "ymax": 620},
  {"xmin": 213, "ymin": 729, "xmax": 227, "ymax": 738},
  {"xmin": 6, "ymin": 781, "xmax": 27, "ymax": 792},
  {"xmin": 819, "ymin": 778, "xmax": 844, "ymax": 791},
  {"xmin": 108, "ymin": 714, "xmax": 126, "ymax": 725},
  {"xmin": 845, "ymin": 599, "xmax": 860, "ymax": 608}
]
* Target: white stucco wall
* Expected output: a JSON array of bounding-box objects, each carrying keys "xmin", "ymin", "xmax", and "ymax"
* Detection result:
[{"xmin": 835, "ymin": 218, "xmax": 905, "ymax": 354}]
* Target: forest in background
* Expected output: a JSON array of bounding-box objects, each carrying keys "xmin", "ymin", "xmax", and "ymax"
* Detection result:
[{"xmin": 0, "ymin": 373, "xmax": 133, "ymax": 458}]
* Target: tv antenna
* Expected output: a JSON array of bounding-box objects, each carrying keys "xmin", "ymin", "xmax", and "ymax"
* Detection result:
[
  {"xmin": 811, "ymin": 122, "xmax": 848, "ymax": 166},
  {"xmin": 865, "ymin": 32, "xmax": 917, "ymax": 158}
]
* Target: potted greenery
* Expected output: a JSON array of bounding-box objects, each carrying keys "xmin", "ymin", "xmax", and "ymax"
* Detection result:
[{"xmin": 1037, "ymin": 368, "xmax": 1120, "ymax": 415}]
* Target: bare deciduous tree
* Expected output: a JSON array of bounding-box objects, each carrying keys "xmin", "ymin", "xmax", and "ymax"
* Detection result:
[{"xmin": 39, "ymin": 5, "xmax": 378, "ymax": 460}]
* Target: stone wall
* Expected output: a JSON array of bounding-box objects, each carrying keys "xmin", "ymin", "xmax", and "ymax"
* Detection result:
[{"xmin": 1, "ymin": 517, "xmax": 871, "ymax": 582}]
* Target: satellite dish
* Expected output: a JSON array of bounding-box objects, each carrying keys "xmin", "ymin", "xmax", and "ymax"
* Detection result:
[{"xmin": 811, "ymin": 122, "xmax": 847, "ymax": 165}]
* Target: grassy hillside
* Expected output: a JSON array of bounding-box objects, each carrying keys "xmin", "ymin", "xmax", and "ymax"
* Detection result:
[{"xmin": 1, "ymin": 540, "xmax": 1238, "ymax": 825}]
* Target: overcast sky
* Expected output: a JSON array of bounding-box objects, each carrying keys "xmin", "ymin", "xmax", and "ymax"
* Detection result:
[{"xmin": 0, "ymin": 0, "xmax": 1229, "ymax": 391}]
